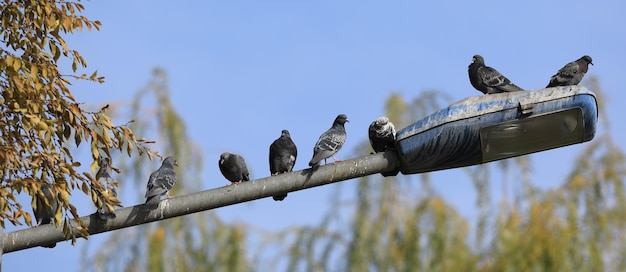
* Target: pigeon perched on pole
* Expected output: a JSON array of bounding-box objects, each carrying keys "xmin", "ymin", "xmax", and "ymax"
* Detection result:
[
  {"xmin": 32, "ymin": 183, "xmax": 58, "ymax": 248},
  {"xmin": 368, "ymin": 117, "xmax": 396, "ymax": 153},
  {"xmin": 368, "ymin": 116, "xmax": 400, "ymax": 177},
  {"xmin": 94, "ymin": 157, "xmax": 118, "ymax": 219},
  {"xmin": 144, "ymin": 156, "xmax": 178, "ymax": 209},
  {"xmin": 309, "ymin": 114, "xmax": 349, "ymax": 167},
  {"xmin": 546, "ymin": 55, "xmax": 593, "ymax": 88},
  {"xmin": 468, "ymin": 54, "xmax": 525, "ymax": 94},
  {"xmin": 269, "ymin": 129, "xmax": 298, "ymax": 201},
  {"xmin": 219, "ymin": 152, "xmax": 250, "ymax": 184}
]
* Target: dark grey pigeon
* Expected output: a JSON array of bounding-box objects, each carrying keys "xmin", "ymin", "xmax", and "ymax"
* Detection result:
[
  {"xmin": 368, "ymin": 117, "xmax": 400, "ymax": 177},
  {"xmin": 468, "ymin": 54, "xmax": 525, "ymax": 94},
  {"xmin": 219, "ymin": 152, "xmax": 250, "ymax": 184},
  {"xmin": 546, "ymin": 55, "xmax": 593, "ymax": 88},
  {"xmin": 368, "ymin": 117, "xmax": 396, "ymax": 153},
  {"xmin": 32, "ymin": 183, "xmax": 58, "ymax": 248},
  {"xmin": 269, "ymin": 129, "xmax": 298, "ymax": 201},
  {"xmin": 144, "ymin": 156, "xmax": 178, "ymax": 208},
  {"xmin": 308, "ymin": 114, "xmax": 349, "ymax": 167},
  {"xmin": 95, "ymin": 157, "xmax": 118, "ymax": 219}
]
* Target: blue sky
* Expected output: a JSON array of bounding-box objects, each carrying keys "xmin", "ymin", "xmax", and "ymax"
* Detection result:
[{"xmin": 4, "ymin": 1, "xmax": 626, "ymax": 271}]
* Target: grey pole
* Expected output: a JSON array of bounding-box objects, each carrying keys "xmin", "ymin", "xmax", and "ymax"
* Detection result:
[{"xmin": 2, "ymin": 151, "xmax": 400, "ymax": 253}]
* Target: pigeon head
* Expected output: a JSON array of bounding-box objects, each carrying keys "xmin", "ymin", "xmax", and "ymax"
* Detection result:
[
  {"xmin": 333, "ymin": 114, "xmax": 349, "ymax": 127},
  {"xmin": 581, "ymin": 55, "xmax": 593, "ymax": 66},
  {"xmin": 472, "ymin": 55, "xmax": 485, "ymax": 65},
  {"xmin": 163, "ymin": 156, "xmax": 178, "ymax": 167},
  {"xmin": 373, "ymin": 117, "xmax": 389, "ymax": 128},
  {"xmin": 219, "ymin": 153, "xmax": 230, "ymax": 164},
  {"xmin": 281, "ymin": 129, "xmax": 291, "ymax": 138},
  {"xmin": 99, "ymin": 157, "xmax": 110, "ymax": 169}
]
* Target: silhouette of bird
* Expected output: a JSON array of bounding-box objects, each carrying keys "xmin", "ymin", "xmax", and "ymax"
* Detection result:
[
  {"xmin": 95, "ymin": 157, "xmax": 118, "ymax": 219},
  {"xmin": 546, "ymin": 55, "xmax": 593, "ymax": 87},
  {"xmin": 269, "ymin": 129, "xmax": 298, "ymax": 201},
  {"xmin": 468, "ymin": 54, "xmax": 524, "ymax": 94},
  {"xmin": 32, "ymin": 183, "xmax": 58, "ymax": 248},
  {"xmin": 309, "ymin": 114, "xmax": 349, "ymax": 167},
  {"xmin": 144, "ymin": 156, "xmax": 178, "ymax": 208},
  {"xmin": 368, "ymin": 117, "xmax": 396, "ymax": 153},
  {"xmin": 219, "ymin": 152, "xmax": 250, "ymax": 184}
]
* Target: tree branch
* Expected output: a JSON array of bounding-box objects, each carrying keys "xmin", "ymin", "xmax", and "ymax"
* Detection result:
[{"xmin": 1, "ymin": 151, "xmax": 400, "ymax": 253}]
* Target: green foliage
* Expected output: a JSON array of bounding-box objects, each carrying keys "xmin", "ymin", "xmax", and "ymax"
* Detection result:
[{"xmin": 0, "ymin": 0, "xmax": 157, "ymax": 244}]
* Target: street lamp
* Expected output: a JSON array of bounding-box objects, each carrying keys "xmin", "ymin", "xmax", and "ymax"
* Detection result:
[{"xmin": 396, "ymin": 86, "xmax": 598, "ymax": 174}]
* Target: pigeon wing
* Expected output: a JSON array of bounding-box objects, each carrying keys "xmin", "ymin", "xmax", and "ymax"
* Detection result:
[
  {"xmin": 310, "ymin": 129, "xmax": 346, "ymax": 165},
  {"xmin": 480, "ymin": 66, "xmax": 523, "ymax": 93},
  {"xmin": 144, "ymin": 170, "xmax": 160, "ymax": 198},
  {"xmin": 237, "ymin": 155, "xmax": 250, "ymax": 182},
  {"xmin": 547, "ymin": 61, "xmax": 579, "ymax": 87}
]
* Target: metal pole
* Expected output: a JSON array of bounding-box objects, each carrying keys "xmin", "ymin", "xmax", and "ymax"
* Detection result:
[{"xmin": 2, "ymin": 151, "xmax": 400, "ymax": 253}]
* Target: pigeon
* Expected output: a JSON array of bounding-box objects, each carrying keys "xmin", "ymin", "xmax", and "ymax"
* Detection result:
[
  {"xmin": 368, "ymin": 117, "xmax": 400, "ymax": 177},
  {"xmin": 546, "ymin": 55, "xmax": 593, "ymax": 88},
  {"xmin": 368, "ymin": 117, "xmax": 396, "ymax": 153},
  {"xmin": 269, "ymin": 129, "xmax": 298, "ymax": 201},
  {"xmin": 308, "ymin": 114, "xmax": 349, "ymax": 167},
  {"xmin": 468, "ymin": 54, "xmax": 525, "ymax": 94},
  {"xmin": 32, "ymin": 183, "xmax": 58, "ymax": 248},
  {"xmin": 144, "ymin": 156, "xmax": 178, "ymax": 208},
  {"xmin": 219, "ymin": 152, "xmax": 250, "ymax": 184},
  {"xmin": 94, "ymin": 157, "xmax": 118, "ymax": 219}
]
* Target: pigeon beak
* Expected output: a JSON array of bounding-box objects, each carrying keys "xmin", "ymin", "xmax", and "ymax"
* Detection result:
[{"xmin": 590, "ymin": 62, "xmax": 594, "ymax": 66}]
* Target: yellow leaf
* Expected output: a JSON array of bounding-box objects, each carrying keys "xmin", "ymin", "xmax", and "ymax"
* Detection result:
[
  {"xmin": 49, "ymin": 42, "xmax": 59, "ymax": 61},
  {"xmin": 44, "ymin": 130, "xmax": 52, "ymax": 146},
  {"xmin": 36, "ymin": 120, "xmax": 48, "ymax": 131},
  {"xmin": 31, "ymin": 65, "xmax": 38, "ymax": 78},
  {"xmin": 71, "ymin": 103, "xmax": 81, "ymax": 116},
  {"xmin": 102, "ymin": 131, "xmax": 111, "ymax": 145},
  {"xmin": 127, "ymin": 141, "xmax": 134, "ymax": 156},
  {"xmin": 59, "ymin": 163, "xmax": 70, "ymax": 174},
  {"xmin": 91, "ymin": 145, "xmax": 99, "ymax": 160},
  {"xmin": 90, "ymin": 70, "xmax": 98, "ymax": 80},
  {"xmin": 81, "ymin": 182, "xmax": 89, "ymax": 195},
  {"xmin": 90, "ymin": 160, "xmax": 98, "ymax": 175},
  {"xmin": 23, "ymin": 212, "xmax": 32, "ymax": 227},
  {"xmin": 12, "ymin": 58, "xmax": 21, "ymax": 70},
  {"xmin": 58, "ymin": 189, "xmax": 69, "ymax": 205}
]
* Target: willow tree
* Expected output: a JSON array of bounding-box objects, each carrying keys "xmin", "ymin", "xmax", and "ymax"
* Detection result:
[
  {"xmin": 267, "ymin": 79, "xmax": 624, "ymax": 271},
  {"xmin": 483, "ymin": 77, "xmax": 626, "ymax": 272},
  {"xmin": 0, "ymin": 0, "xmax": 157, "ymax": 241},
  {"xmin": 82, "ymin": 68, "xmax": 251, "ymax": 272}
]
